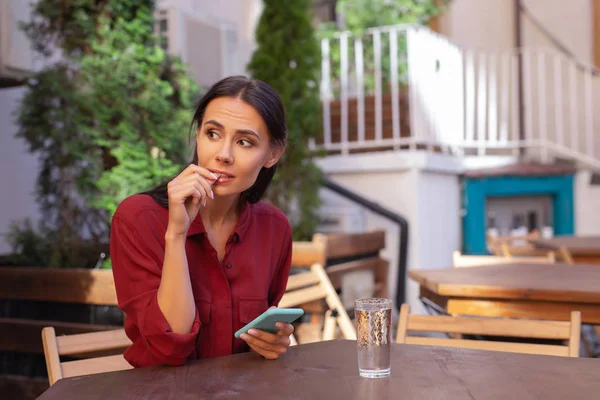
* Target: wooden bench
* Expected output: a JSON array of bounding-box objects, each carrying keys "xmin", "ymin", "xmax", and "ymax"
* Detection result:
[
  {"xmin": 299, "ymin": 230, "xmax": 389, "ymax": 299},
  {"xmin": 0, "ymin": 267, "xmax": 123, "ymax": 355},
  {"xmin": 1, "ymin": 230, "xmax": 388, "ymax": 354},
  {"xmin": 0, "ymin": 268, "xmax": 123, "ymax": 399}
]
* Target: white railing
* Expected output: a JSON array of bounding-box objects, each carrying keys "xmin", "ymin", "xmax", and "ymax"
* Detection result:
[{"xmin": 315, "ymin": 25, "xmax": 600, "ymax": 170}]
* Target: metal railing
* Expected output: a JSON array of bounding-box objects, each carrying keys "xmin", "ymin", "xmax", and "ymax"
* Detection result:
[
  {"xmin": 323, "ymin": 178, "xmax": 409, "ymax": 309},
  {"xmin": 315, "ymin": 24, "xmax": 600, "ymax": 171}
]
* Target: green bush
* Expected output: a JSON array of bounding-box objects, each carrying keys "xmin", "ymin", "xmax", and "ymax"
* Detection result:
[{"xmin": 12, "ymin": 0, "xmax": 197, "ymax": 267}]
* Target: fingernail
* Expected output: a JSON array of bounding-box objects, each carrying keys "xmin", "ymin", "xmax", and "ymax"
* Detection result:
[
  {"xmin": 210, "ymin": 190, "xmax": 214, "ymax": 199},
  {"xmin": 203, "ymin": 198, "xmax": 207, "ymax": 207},
  {"xmin": 275, "ymin": 322, "xmax": 283, "ymax": 329},
  {"xmin": 248, "ymin": 329, "xmax": 257, "ymax": 336},
  {"xmin": 240, "ymin": 334, "xmax": 248, "ymax": 340},
  {"xmin": 211, "ymin": 173, "xmax": 218, "ymax": 180}
]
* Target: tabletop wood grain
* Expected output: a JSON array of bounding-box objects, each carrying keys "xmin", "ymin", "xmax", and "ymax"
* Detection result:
[
  {"xmin": 408, "ymin": 263, "xmax": 600, "ymax": 303},
  {"xmin": 37, "ymin": 340, "xmax": 600, "ymax": 400},
  {"xmin": 530, "ymin": 236, "xmax": 600, "ymax": 255}
]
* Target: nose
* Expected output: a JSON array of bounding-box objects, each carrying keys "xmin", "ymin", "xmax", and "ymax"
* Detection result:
[{"xmin": 215, "ymin": 142, "xmax": 233, "ymax": 165}]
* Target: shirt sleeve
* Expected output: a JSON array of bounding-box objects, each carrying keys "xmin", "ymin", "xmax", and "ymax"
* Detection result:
[
  {"xmin": 268, "ymin": 223, "xmax": 293, "ymax": 307},
  {"xmin": 110, "ymin": 213, "xmax": 200, "ymax": 367}
]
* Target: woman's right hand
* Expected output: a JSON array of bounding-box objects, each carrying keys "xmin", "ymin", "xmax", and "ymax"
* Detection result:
[{"xmin": 166, "ymin": 164, "xmax": 218, "ymax": 237}]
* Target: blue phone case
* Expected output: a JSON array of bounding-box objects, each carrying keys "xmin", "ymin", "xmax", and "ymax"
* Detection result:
[{"xmin": 234, "ymin": 308, "xmax": 304, "ymax": 338}]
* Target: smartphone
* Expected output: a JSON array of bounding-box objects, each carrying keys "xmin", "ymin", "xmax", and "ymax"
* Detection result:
[{"xmin": 234, "ymin": 308, "xmax": 304, "ymax": 338}]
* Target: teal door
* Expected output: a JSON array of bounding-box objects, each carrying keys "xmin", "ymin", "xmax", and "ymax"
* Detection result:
[{"xmin": 461, "ymin": 175, "xmax": 574, "ymax": 255}]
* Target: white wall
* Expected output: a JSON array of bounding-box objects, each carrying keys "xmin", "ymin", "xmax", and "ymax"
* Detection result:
[
  {"xmin": 439, "ymin": 0, "xmax": 593, "ymax": 58},
  {"xmin": 157, "ymin": 0, "xmax": 261, "ymax": 43},
  {"xmin": 0, "ymin": 87, "xmax": 40, "ymax": 254},
  {"xmin": 316, "ymin": 152, "xmax": 462, "ymax": 315},
  {"xmin": 521, "ymin": 0, "xmax": 593, "ymax": 64},
  {"xmin": 575, "ymin": 170, "xmax": 600, "ymax": 235},
  {"xmin": 156, "ymin": 0, "xmax": 262, "ymax": 76},
  {"xmin": 438, "ymin": 0, "xmax": 515, "ymax": 51}
]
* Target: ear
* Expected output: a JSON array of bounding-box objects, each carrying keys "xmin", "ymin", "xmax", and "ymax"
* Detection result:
[{"xmin": 264, "ymin": 145, "xmax": 284, "ymax": 168}]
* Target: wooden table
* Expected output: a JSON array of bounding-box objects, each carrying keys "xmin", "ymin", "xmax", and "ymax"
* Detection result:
[
  {"xmin": 37, "ymin": 340, "xmax": 600, "ymax": 399},
  {"xmin": 530, "ymin": 235, "xmax": 600, "ymax": 264},
  {"xmin": 409, "ymin": 263, "xmax": 600, "ymax": 323}
]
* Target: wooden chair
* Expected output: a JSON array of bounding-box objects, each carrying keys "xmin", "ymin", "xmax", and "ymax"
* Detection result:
[
  {"xmin": 487, "ymin": 231, "xmax": 573, "ymax": 263},
  {"xmin": 42, "ymin": 327, "xmax": 132, "ymax": 385},
  {"xmin": 283, "ymin": 238, "xmax": 357, "ymax": 343},
  {"xmin": 452, "ymin": 250, "xmax": 555, "ymax": 268},
  {"xmin": 488, "ymin": 231, "xmax": 543, "ymax": 256},
  {"xmin": 555, "ymin": 246, "xmax": 575, "ymax": 264},
  {"xmin": 396, "ymin": 304, "xmax": 581, "ymax": 357}
]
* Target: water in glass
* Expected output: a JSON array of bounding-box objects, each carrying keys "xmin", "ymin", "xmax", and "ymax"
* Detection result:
[{"xmin": 355, "ymin": 298, "xmax": 392, "ymax": 378}]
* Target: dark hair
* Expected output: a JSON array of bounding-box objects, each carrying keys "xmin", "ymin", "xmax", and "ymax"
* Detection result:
[{"xmin": 144, "ymin": 76, "xmax": 287, "ymax": 207}]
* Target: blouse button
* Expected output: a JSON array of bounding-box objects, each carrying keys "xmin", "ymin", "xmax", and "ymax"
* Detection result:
[
  {"xmin": 226, "ymin": 262, "xmax": 233, "ymax": 269},
  {"xmin": 232, "ymin": 234, "xmax": 239, "ymax": 243}
]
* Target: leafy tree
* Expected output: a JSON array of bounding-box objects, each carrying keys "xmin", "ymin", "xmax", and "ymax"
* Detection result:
[
  {"xmin": 247, "ymin": 0, "xmax": 323, "ymax": 240},
  {"xmin": 12, "ymin": 0, "xmax": 197, "ymax": 267}
]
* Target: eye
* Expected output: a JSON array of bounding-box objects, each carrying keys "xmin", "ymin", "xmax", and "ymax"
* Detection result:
[
  {"xmin": 206, "ymin": 130, "xmax": 220, "ymax": 139},
  {"xmin": 238, "ymin": 139, "xmax": 254, "ymax": 148}
]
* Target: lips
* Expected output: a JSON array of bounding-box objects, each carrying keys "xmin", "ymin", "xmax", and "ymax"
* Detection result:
[
  {"xmin": 208, "ymin": 169, "xmax": 235, "ymax": 178},
  {"xmin": 208, "ymin": 169, "xmax": 235, "ymax": 184}
]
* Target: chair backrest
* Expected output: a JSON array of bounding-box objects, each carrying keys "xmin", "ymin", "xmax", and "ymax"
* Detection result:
[
  {"xmin": 487, "ymin": 230, "xmax": 541, "ymax": 256},
  {"xmin": 280, "ymin": 261, "xmax": 356, "ymax": 341},
  {"xmin": 42, "ymin": 327, "xmax": 133, "ymax": 385},
  {"xmin": 291, "ymin": 237, "xmax": 327, "ymax": 268},
  {"xmin": 452, "ymin": 251, "xmax": 555, "ymax": 268},
  {"xmin": 396, "ymin": 304, "xmax": 581, "ymax": 357}
]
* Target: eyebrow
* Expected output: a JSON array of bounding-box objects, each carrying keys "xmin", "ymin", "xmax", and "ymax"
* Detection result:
[{"xmin": 203, "ymin": 120, "xmax": 261, "ymax": 141}]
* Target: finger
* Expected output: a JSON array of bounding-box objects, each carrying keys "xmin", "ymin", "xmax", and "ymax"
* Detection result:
[
  {"xmin": 172, "ymin": 177, "xmax": 209, "ymax": 201},
  {"xmin": 242, "ymin": 334, "xmax": 286, "ymax": 358},
  {"xmin": 173, "ymin": 174, "xmax": 212, "ymax": 202},
  {"xmin": 247, "ymin": 342, "xmax": 280, "ymax": 360},
  {"xmin": 188, "ymin": 173, "xmax": 214, "ymax": 200},
  {"xmin": 170, "ymin": 182, "xmax": 206, "ymax": 204},
  {"xmin": 185, "ymin": 178, "xmax": 209, "ymax": 202},
  {"xmin": 241, "ymin": 331, "xmax": 288, "ymax": 354},
  {"xmin": 168, "ymin": 183, "xmax": 203, "ymax": 204},
  {"xmin": 275, "ymin": 322, "xmax": 295, "ymax": 337},
  {"xmin": 188, "ymin": 164, "xmax": 219, "ymax": 182},
  {"xmin": 246, "ymin": 329, "xmax": 291, "ymax": 349},
  {"xmin": 189, "ymin": 183, "xmax": 207, "ymax": 207},
  {"xmin": 174, "ymin": 164, "xmax": 218, "ymax": 184}
]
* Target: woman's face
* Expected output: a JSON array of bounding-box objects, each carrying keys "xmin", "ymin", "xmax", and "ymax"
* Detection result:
[{"xmin": 196, "ymin": 96, "xmax": 282, "ymax": 199}]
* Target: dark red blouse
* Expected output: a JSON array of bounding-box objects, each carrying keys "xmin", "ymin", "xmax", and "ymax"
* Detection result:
[{"xmin": 110, "ymin": 194, "xmax": 292, "ymax": 367}]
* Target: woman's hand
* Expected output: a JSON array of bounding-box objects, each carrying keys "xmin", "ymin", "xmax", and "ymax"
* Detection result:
[
  {"xmin": 240, "ymin": 310, "xmax": 295, "ymax": 360},
  {"xmin": 166, "ymin": 164, "xmax": 218, "ymax": 237}
]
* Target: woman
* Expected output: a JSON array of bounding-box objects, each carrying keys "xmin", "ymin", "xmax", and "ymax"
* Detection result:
[{"xmin": 110, "ymin": 76, "xmax": 294, "ymax": 368}]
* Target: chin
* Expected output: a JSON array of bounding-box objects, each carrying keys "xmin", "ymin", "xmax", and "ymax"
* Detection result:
[{"xmin": 213, "ymin": 186, "xmax": 242, "ymax": 198}]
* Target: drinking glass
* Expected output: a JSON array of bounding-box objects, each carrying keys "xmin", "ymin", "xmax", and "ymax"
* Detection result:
[{"xmin": 354, "ymin": 298, "xmax": 392, "ymax": 378}]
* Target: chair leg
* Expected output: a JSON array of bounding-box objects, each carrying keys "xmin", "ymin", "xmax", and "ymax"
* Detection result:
[
  {"xmin": 559, "ymin": 247, "xmax": 574, "ymax": 264},
  {"xmin": 322, "ymin": 310, "xmax": 337, "ymax": 341},
  {"xmin": 312, "ymin": 263, "xmax": 356, "ymax": 340},
  {"xmin": 41, "ymin": 327, "xmax": 63, "ymax": 386}
]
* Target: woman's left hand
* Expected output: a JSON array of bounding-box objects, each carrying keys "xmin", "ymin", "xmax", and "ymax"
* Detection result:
[{"xmin": 240, "ymin": 321, "xmax": 295, "ymax": 360}]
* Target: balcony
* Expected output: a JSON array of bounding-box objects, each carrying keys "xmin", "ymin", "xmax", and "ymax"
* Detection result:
[{"xmin": 315, "ymin": 25, "xmax": 600, "ymax": 171}]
